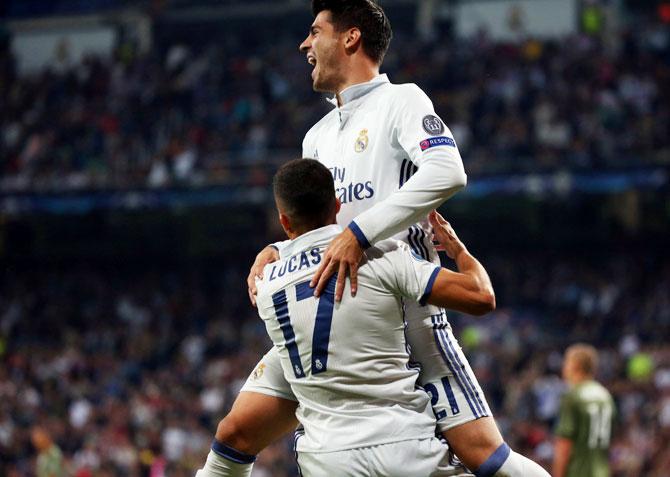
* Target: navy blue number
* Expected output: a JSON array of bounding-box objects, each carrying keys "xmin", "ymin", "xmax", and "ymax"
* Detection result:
[
  {"xmin": 271, "ymin": 289, "xmax": 305, "ymax": 378},
  {"xmin": 423, "ymin": 376, "xmax": 460, "ymax": 420},
  {"xmin": 274, "ymin": 275, "xmax": 338, "ymax": 378},
  {"xmin": 309, "ymin": 276, "xmax": 336, "ymax": 374}
]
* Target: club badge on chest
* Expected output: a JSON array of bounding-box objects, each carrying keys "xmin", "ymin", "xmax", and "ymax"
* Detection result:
[{"xmin": 354, "ymin": 129, "xmax": 369, "ymax": 153}]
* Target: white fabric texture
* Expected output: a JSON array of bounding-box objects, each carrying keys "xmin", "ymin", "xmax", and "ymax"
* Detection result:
[
  {"xmin": 194, "ymin": 450, "xmax": 253, "ymax": 477},
  {"xmin": 256, "ymin": 225, "xmax": 440, "ymax": 453},
  {"xmin": 493, "ymin": 450, "xmax": 551, "ymax": 477},
  {"xmin": 301, "ymin": 74, "xmax": 466, "ymax": 249},
  {"xmin": 296, "ymin": 437, "xmax": 457, "ymax": 477}
]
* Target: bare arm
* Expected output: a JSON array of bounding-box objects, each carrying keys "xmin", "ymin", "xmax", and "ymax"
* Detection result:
[
  {"xmin": 552, "ymin": 437, "xmax": 573, "ymax": 477},
  {"xmin": 246, "ymin": 245, "xmax": 280, "ymax": 306},
  {"xmin": 425, "ymin": 211, "xmax": 495, "ymax": 315}
]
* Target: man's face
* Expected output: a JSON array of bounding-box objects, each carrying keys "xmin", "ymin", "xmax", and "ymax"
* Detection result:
[
  {"xmin": 562, "ymin": 352, "xmax": 575, "ymax": 383},
  {"xmin": 31, "ymin": 429, "xmax": 49, "ymax": 450},
  {"xmin": 299, "ymin": 11, "xmax": 346, "ymax": 93}
]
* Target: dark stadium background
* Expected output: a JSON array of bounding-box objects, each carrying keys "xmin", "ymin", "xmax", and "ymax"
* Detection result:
[{"xmin": 1, "ymin": 0, "xmax": 669, "ymax": 476}]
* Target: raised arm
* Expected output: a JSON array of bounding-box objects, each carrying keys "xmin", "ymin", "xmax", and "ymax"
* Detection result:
[
  {"xmin": 312, "ymin": 85, "xmax": 466, "ymax": 301},
  {"xmin": 424, "ymin": 211, "xmax": 495, "ymax": 315}
]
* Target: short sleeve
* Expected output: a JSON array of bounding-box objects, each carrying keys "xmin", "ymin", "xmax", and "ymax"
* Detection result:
[
  {"xmin": 370, "ymin": 240, "xmax": 440, "ymax": 305},
  {"xmin": 555, "ymin": 393, "xmax": 577, "ymax": 439},
  {"xmin": 390, "ymin": 84, "xmax": 461, "ymax": 167}
]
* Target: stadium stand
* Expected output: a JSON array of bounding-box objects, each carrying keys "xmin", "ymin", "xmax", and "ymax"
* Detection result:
[{"xmin": 1, "ymin": 18, "xmax": 668, "ymax": 192}]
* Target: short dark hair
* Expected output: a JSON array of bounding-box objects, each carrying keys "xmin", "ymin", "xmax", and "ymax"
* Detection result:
[
  {"xmin": 273, "ymin": 159, "xmax": 336, "ymax": 231},
  {"xmin": 312, "ymin": 0, "xmax": 392, "ymax": 64}
]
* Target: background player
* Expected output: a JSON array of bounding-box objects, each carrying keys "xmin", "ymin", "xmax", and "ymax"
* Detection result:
[
  {"xmin": 553, "ymin": 344, "xmax": 616, "ymax": 477},
  {"xmin": 242, "ymin": 1, "xmax": 549, "ymax": 476},
  {"xmin": 31, "ymin": 427, "xmax": 65, "ymax": 477}
]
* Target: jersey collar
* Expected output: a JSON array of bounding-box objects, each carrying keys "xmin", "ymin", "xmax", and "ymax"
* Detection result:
[
  {"xmin": 327, "ymin": 73, "xmax": 390, "ymax": 108},
  {"xmin": 279, "ymin": 224, "xmax": 342, "ymax": 260},
  {"xmin": 327, "ymin": 74, "xmax": 389, "ymax": 128}
]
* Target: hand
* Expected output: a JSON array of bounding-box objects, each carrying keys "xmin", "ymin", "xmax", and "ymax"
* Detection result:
[
  {"xmin": 429, "ymin": 210, "xmax": 466, "ymax": 260},
  {"xmin": 310, "ymin": 228, "xmax": 364, "ymax": 302},
  {"xmin": 247, "ymin": 246, "xmax": 280, "ymax": 306}
]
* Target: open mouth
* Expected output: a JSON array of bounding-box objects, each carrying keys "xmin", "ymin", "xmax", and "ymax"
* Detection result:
[{"xmin": 307, "ymin": 55, "xmax": 317, "ymax": 79}]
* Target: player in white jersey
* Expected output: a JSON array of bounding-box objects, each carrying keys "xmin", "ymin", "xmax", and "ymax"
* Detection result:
[
  {"xmin": 199, "ymin": 1, "xmax": 549, "ymax": 477},
  {"xmin": 197, "ymin": 158, "xmax": 497, "ymax": 477}
]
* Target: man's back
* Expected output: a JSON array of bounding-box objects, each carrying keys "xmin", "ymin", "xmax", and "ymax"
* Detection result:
[
  {"xmin": 256, "ymin": 225, "xmax": 441, "ymax": 453},
  {"xmin": 555, "ymin": 380, "xmax": 614, "ymax": 477},
  {"xmin": 36, "ymin": 444, "xmax": 64, "ymax": 477}
]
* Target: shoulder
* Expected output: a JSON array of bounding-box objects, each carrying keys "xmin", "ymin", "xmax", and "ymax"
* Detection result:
[
  {"xmin": 363, "ymin": 239, "xmax": 413, "ymax": 269},
  {"xmin": 255, "ymin": 264, "xmax": 282, "ymax": 308},
  {"xmin": 560, "ymin": 388, "xmax": 577, "ymax": 408},
  {"xmin": 356, "ymin": 239, "xmax": 409, "ymax": 289},
  {"xmin": 382, "ymin": 82, "xmax": 432, "ymax": 106},
  {"xmin": 366, "ymin": 238, "xmax": 409, "ymax": 256},
  {"xmin": 586, "ymin": 381, "xmax": 614, "ymax": 403}
]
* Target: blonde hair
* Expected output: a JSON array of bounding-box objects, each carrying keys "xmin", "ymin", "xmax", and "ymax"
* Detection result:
[{"xmin": 566, "ymin": 343, "xmax": 598, "ymax": 376}]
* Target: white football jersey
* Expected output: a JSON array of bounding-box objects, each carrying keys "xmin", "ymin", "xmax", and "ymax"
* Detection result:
[
  {"xmin": 256, "ymin": 225, "xmax": 442, "ymax": 453},
  {"xmin": 301, "ymin": 74, "xmax": 467, "ymax": 262}
]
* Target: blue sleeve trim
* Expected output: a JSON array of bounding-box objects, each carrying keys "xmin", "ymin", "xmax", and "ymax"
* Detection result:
[
  {"xmin": 211, "ymin": 439, "xmax": 257, "ymax": 464},
  {"xmin": 419, "ymin": 267, "xmax": 441, "ymax": 306},
  {"xmin": 474, "ymin": 442, "xmax": 510, "ymax": 477},
  {"xmin": 348, "ymin": 221, "xmax": 371, "ymax": 249},
  {"xmin": 269, "ymin": 244, "xmax": 279, "ymax": 251}
]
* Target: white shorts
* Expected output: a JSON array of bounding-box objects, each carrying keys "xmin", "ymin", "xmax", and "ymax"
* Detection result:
[
  {"xmin": 295, "ymin": 437, "xmax": 470, "ymax": 477},
  {"xmin": 240, "ymin": 347, "xmax": 297, "ymax": 402},
  {"xmin": 403, "ymin": 302, "xmax": 491, "ymax": 432},
  {"xmin": 241, "ymin": 305, "xmax": 490, "ymax": 433}
]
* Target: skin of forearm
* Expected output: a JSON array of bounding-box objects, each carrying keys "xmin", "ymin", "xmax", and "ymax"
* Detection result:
[{"xmin": 454, "ymin": 248, "xmax": 493, "ymax": 294}]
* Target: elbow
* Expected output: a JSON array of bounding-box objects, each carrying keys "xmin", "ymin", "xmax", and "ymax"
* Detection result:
[
  {"xmin": 456, "ymin": 170, "xmax": 467, "ymax": 190},
  {"xmin": 447, "ymin": 170, "xmax": 467, "ymax": 194},
  {"xmin": 485, "ymin": 290, "xmax": 496, "ymax": 312},
  {"xmin": 473, "ymin": 290, "xmax": 496, "ymax": 316}
]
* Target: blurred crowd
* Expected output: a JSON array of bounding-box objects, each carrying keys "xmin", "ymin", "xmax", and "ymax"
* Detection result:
[
  {"xmin": 1, "ymin": 250, "xmax": 669, "ymax": 476},
  {"xmin": 1, "ymin": 16, "xmax": 669, "ymax": 192},
  {"xmin": 2, "ymin": 5, "xmax": 670, "ymax": 477}
]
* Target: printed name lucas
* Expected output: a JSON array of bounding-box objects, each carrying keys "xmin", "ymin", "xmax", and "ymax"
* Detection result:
[{"xmin": 268, "ymin": 248, "xmax": 322, "ymax": 281}]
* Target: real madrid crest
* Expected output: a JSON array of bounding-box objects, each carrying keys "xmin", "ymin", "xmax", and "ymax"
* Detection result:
[
  {"xmin": 252, "ymin": 363, "xmax": 266, "ymax": 380},
  {"xmin": 354, "ymin": 129, "xmax": 369, "ymax": 153}
]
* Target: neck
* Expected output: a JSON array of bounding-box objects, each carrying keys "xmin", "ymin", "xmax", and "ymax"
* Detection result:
[
  {"xmin": 334, "ymin": 67, "xmax": 379, "ymax": 106},
  {"xmin": 286, "ymin": 228, "xmax": 308, "ymax": 240},
  {"xmin": 286, "ymin": 221, "xmax": 336, "ymax": 240},
  {"xmin": 568, "ymin": 374, "xmax": 590, "ymax": 386}
]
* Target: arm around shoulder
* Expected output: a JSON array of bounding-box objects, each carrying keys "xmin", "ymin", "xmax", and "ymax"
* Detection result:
[
  {"xmin": 426, "ymin": 253, "xmax": 496, "ymax": 316},
  {"xmin": 423, "ymin": 211, "xmax": 495, "ymax": 316}
]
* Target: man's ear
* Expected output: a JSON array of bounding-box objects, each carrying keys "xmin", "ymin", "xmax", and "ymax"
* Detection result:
[
  {"xmin": 343, "ymin": 27, "xmax": 362, "ymax": 52},
  {"xmin": 279, "ymin": 212, "xmax": 292, "ymax": 236},
  {"xmin": 335, "ymin": 198, "xmax": 341, "ymax": 215}
]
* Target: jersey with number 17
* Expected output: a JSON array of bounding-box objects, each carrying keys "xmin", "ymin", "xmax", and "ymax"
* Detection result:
[{"xmin": 256, "ymin": 225, "xmax": 442, "ymax": 453}]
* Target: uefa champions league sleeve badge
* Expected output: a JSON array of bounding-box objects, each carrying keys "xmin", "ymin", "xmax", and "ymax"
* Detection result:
[{"xmin": 422, "ymin": 115, "xmax": 444, "ymax": 136}]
